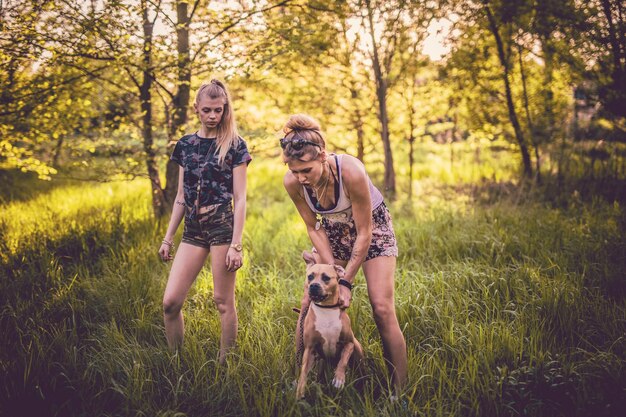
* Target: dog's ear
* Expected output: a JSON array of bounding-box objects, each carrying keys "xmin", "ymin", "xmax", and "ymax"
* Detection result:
[
  {"xmin": 333, "ymin": 264, "xmax": 345, "ymax": 278},
  {"xmin": 302, "ymin": 250, "xmax": 317, "ymax": 266}
]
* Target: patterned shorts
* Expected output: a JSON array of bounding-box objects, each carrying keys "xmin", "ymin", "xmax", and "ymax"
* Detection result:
[
  {"xmin": 182, "ymin": 203, "xmax": 233, "ymax": 249},
  {"xmin": 321, "ymin": 202, "xmax": 398, "ymax": 261}
]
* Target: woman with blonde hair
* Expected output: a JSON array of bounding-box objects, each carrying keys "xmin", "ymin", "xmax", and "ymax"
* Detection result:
[
  {"xmin": 280, "ymin": 113, "xmax": 407, "ymax": 395},
  {"xmin": 159, "ymin": 79, "xmax": 251, "ymax": 362}
]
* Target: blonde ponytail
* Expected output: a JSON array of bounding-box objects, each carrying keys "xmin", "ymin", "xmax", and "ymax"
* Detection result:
[{"xmin": 195, "ymin": 79, "xmax": 240, "ymax": 165}]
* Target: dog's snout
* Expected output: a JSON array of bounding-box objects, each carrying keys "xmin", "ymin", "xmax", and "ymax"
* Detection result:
[{"xmin": 309, "ymin": 283, "xmax": 322, "ymax": 295}]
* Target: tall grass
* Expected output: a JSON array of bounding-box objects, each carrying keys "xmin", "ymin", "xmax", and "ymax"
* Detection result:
[{"xmin": 1, "ymin": 145, "xmax": 625, "ymax": 417}]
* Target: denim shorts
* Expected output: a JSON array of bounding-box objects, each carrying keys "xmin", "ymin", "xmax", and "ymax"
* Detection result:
[
  {"xmin": 182, "ymin": 203, "xmax": 233, "ymax": 249},
  {"xmin": 321, "ymin": 202, "xmax": 398, "ymax": 261}
]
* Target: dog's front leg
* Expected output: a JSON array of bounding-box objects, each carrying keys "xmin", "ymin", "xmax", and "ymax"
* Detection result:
[
  {"xmin": 296, "ymin": 347, "xmax": 315, "ymax": 399},
  {"xmin": 332, "ymin": 342, "xmax": 354, "ymax": 389}
]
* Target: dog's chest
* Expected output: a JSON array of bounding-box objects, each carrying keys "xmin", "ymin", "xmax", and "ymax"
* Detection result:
[{"xmin": 312, "ymin": 307, "xmax": 342, "ymax": 357}]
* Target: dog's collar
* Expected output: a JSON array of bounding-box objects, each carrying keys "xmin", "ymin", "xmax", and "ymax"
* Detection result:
[{"xmin": 312, "ymin": 302, "xmax": 342, "ymax": 309}]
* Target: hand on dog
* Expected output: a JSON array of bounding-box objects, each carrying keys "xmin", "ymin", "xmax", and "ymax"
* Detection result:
[{"xmin": 339, "ymin": 285, "xmax": 352, "ymax": 309}]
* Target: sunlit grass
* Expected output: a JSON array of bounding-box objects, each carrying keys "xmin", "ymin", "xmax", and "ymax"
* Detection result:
[
  {"xmin": 1, "ymin": 145, "xmax": 625, "ymax": 416},
  {"xmin": 383, "ymin": 140, "xmax": 522, "ymax": 197},
  {"xmin": 0, "ymin": 179, "xmax": 152, "ymax": 257}
]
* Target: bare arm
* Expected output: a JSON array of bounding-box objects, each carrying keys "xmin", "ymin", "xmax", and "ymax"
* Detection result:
[
  {"xmin": 283, "ymin": 172, "xmax": 334, "ymax": 264},
  {"xmin": 231, "ymin": 163, "xmax": 248, "ymax": 245},
  {"xmin": 225, "ymin": 163, "xmax": 248, "ymax": 271},
  {"xmin": 340, "ymin": 155, "xmax": 373, "ymax": 284},
  {"xmin": 159, "ymin": 166, "xmax": 186, "ymax": 261}
]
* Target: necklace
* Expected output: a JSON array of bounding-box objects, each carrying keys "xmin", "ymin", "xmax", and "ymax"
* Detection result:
[
  {"xmin": 312, "ymin": 159, "xmax": 338, "ymax": 231},
  {"xmin": 313, "ymin": 163, "xmax": 331, "ymax": 209}
]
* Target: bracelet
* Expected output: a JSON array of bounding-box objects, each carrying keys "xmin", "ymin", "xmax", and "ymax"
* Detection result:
[
  {"xmin": 162, "ymin": 239, "xmax": 174, "ymax": 248},
  {"xmin": 338, "ymin": 279, "xmax": 353, "ymax": 291}
]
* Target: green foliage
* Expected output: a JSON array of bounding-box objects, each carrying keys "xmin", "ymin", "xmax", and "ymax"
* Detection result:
[
  {"xmin": 0, "ymin": 0, "xmax": 141, "ymax": 178},
  {"xmin": 3, "ymin": 0, "xmax": 624, "ymax": 193},
  {"xmin": 1, "ymin": 154, "xmax": 625, "ymax": 416}
]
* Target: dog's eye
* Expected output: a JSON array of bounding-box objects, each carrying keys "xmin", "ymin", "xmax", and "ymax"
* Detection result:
[
  {"xmin": 307, "ymin": 274, "xmax": 314, "ymax": 281},
  {"xmin": 321, "ymin": 273, "xmax": 331, "ymax": 282}
]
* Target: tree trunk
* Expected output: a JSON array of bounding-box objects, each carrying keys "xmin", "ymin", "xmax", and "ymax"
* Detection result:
[
  {"xmin": 600, "ymin": 0, "xmax": 626, "ymax": 117},
  {"xmin": 541, "ymin": 34, "xmax": 555, "ymax": 142},
  {"xmin": 164, "ymin": 0, "xmax": 193, "ymax": 210},
  {"xmin": 409, "ymin": 137, "xmax": 414, "ymax": 199},
  {"xmin": 378, "ymin": 87, "xmax": 396, "ymax": 196},
  {"xmin": 484, "ymin": 2, "xmax": 533, "ymax": 178},
  {"xmin": 407, "ymin": 98, "xmax": 416, "ymax": 199},
  {"xmin": 356, "ymin": 117, "xmax": 365, "ymax": 162},
  {"xmin": 350, "ymin": 87, "xmax": 365, "ymax": 162},
  {"xmin": 365, "ymin": 0, "xmax": 396, "ymax": 196},
  {"xmin": 517, "ymin": 43, "xmax": 541, "ymax": 183},
  {"xmin": 52, "ymin": 134, "xmax": 64, "ymax": 168},
  {"xmin": 141, "ymin": 2, "xmax": 167, "ymax": 217}
]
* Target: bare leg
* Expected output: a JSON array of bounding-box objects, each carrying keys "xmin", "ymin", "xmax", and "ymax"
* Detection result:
[
  {"xmin": 163, "ymin": 243, "xmax": 210, "ymax": 351},
  {"xmin": 210, "ymin": 244, "xmax": 237, "ymax": 364},
  {"xmin": 362, "ymin": 256, "xmax": 408, "ymax": 393}
]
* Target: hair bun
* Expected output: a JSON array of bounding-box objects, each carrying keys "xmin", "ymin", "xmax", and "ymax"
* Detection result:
[{"xmin": 283, "ymin": 114, "xmax": 321, "ymax": 134}]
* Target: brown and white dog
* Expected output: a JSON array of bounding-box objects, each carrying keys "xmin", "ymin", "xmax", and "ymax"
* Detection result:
[{"xmin": 296, "ymin": 251, "xmax": 364, "ymax": 399}]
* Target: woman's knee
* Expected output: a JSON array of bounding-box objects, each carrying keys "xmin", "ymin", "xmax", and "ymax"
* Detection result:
[
  {"xmin": 213, "ymin": 295, "xmax": 235, "ymax": 315},
  {"xmin": 163, "ymin": 296, "xmax": 183, "ymax": 317},
  {"xmin": 371, "ymin": 301, "xmax": 396, "ymax": 325}
]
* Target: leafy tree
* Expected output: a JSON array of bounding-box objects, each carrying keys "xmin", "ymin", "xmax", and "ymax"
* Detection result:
[
  {"xmin": 155, "ymin": 1, "xmax": 293, "ymax": 209},
  {"xmin": 7, "ymin": 0, "xmax": 294, "ymax": 215},
  {"xmin": 231, "ymin": 1, "xmax": 351, "ymax": 147},
  {"xmin": 445, "ymin": 0, "xmax": 574, "ymax": 180},
  {"xmin": 323, "ymin": 10, "xmax": 375, "ymax": 162},
  {"xmin": 356, "ymin": 0, "xmax": 441, "ymax": 197},
  {"xmin": 0, "ymin": 0, "xmax": 99, "ymax": 179},
  {"xmin": 588, "ymin": 0, "xmax": 626, "ymax": 119},
  {"xmin": 394, "ymin": 64, "xmax": 457, "ymax": 194},
  {"xmin": 480, "ymin": 0, "xmax": 533, "ymax": 178}
]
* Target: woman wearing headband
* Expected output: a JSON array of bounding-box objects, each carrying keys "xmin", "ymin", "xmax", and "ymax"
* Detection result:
[{"xmin": 280, "ymin": 113, "xmax": 407, "ymax": 395}]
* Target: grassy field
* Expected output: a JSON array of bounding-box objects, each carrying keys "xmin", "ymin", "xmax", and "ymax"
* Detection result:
[{"xmin": 1, "ymin": 146, "xmax": 625, "ymax": 417}]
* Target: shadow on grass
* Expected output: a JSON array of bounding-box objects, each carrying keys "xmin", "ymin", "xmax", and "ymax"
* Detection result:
[
  {"xmin": 0, "ymin": 169, "xmax": 62, "ymax": 204},
  {"xmin": 458, "ymin": 176, "xmax": 626, "ymax": 207},
  {"xmin": 0, "ymin": 212, "xmax": 161, "ymax": 417}
]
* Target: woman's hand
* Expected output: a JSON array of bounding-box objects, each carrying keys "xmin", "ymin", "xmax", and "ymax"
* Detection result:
[
  {"xmin": 159, "ymin": 240, "xmax": 174, "ymax": 262},
  {"xmin": 226, "ymin": 248, "xmax": 243, "ymax": 272},
  {"xmin": 339, "ymin": 285, "xmax": 352, "ymax": 309}
]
